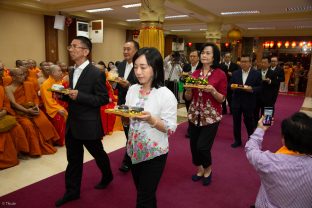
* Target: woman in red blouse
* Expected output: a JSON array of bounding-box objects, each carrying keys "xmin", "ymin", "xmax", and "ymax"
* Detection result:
[{"xmin": 185, "ymin": 43, "xmax": 227, "ymax": 186}]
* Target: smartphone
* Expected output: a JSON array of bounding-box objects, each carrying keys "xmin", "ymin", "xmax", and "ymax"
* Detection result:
[{"xmin": 263, "ymin": 107, "xmax": 274, "ymax": 126}]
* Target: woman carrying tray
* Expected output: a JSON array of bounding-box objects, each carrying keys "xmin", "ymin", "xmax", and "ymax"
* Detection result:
[
  {"xmin": 124, "ymin": 47, "xmax": 177, "ymax": 207},
  {"xmin": 184, "ymin": 43, "xmax": 227, "ymax": 186}
]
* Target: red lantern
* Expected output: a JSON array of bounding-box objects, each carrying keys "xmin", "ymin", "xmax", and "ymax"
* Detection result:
[
  {"xmin": 269, "ymin": 41, "xmax": 274, "ymax": 48},
  {"xmin": 291, "ymin": 41, "xmax": 296, "ymax": 48},
  {"xmin": 225, "ymin": 42, "xmax": 229, "ymax": 47},
  {"xmin": 265, "ymin": 41, "xmax": 270, "ymax": 48},
  {"xmin": 284, "ymin": 41, "xmax": 290, "ymax": 48},
  {"xmin": 307, "ymin": 42, "xmax": 311, "ymax": 47},
  {"xmin": 187, "ymin": 42, "xmax": 193, "ymax": 47},
  {"xmin": 299, "ymin": 42, "xmax": 304, "ymax": 47},
  {"xmin": 277, "ymin": 41, "xmax": 282, "ymax": 48}
]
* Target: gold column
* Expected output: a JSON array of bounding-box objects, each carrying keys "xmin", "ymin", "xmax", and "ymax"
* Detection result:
[
  {"xmin": 139, "ymin": 0, "xmax": 165, "ymax": 57},
  {"xmin": 205, "ymin": 23, "xmax": 222, "ymax": 48}
]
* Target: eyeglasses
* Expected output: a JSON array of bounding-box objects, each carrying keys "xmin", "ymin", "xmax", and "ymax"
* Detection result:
[{"xmin": 67, "ymin": 45, "xmax": 87, "ymax": 50}]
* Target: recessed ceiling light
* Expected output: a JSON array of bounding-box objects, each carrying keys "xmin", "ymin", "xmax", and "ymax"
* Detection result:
[
  {"xmin": 126, "ymin": 19, "xmax": 141, "ymax": 22},
  {"xmin": 221, "ymin": 11, "xmax": 260, "ymax": 15},
  {"xmin": 86, "ymin": 8, "xmax": 113, "ymax": 13},
  {"xmin": 286, "ymin": 5, "xmax": 312, "ymax": 12},
  {"xmin": 165, "ymin": 15, "xmax": 189, "ymax": 19},
  {"xmin": 295, "ymin": 25, "xmax": 312, "ymax": 29},
  {"xmin": 122, "ymin": 3, "xmax": 141, "ymax": 8},
  {"xmin": 171, "ymin": 29, "xmax": 191, "ymax": 32},
  {"xmin": 247, "ymin": 27, "xmax": 275, "ymax": 30}
]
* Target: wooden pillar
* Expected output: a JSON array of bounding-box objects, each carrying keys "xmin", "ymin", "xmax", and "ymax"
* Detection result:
[{"xmin": 44, "ymin": 15, "xmax": 58, "ymax": 63}]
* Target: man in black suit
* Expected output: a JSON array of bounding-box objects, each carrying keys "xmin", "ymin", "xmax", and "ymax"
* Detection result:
[
  {"xmin": 116, "ymin": 40, "xmax": 139, "ymax": 172},
  {"xmin": 270, "ymin": 56, "xmax": 285, "ymax": 109},
  {"xmin": 254, "ymin": 57, "xmax": 279, "ymax": 126},
  {"xmin": 230, "ymin": 55, "xmax": 262, "ymax": 148},
  {"xmin": 55, "ymin": 36, "xmax": 113, "ymax": 207},
  {"xmin": 182, "ymin": 50, "xmax": 202, "ymax": 138},
  {"xmin": 221, "ymin": 52, "xmax": 240, "ymax": 114}
]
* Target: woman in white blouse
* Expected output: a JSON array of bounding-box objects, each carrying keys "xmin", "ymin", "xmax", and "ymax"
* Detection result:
[{"xmin": 124, "ymin": 47, "xmax": 177, "ymax": 208}]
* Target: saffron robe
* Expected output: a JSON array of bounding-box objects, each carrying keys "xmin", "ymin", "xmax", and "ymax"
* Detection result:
[
  {"xmin": 13, "ymin": 82, "xmax": 59, "ymax": 156},
  {"xmin": 40, "ymin": 77, "xmax": 67, "ymax": 146},
  {"xmin": 0, "ymin": 86, "xmax": 29, "ymax": 169}
]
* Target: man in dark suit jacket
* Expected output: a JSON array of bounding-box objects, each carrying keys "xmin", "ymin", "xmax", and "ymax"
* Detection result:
[
  {"xmin": 181, "ymin": 50, "xmax": 202, "ymax": 138},
  {"xmin": 254, "ymin": 57, "xmax": 279, "ymax": 126},
  {"xmin": 220, "ymin": 52, "xmax": 240, "ymax": 114},
  {"xmin": 55, "ymin": 36, "xmax": 113, "ymax": 207},
  {"xmin": 230, "ymin": 55, "xmax": 262, "ymax": 148},
  {"xmin": 270, "ymin": 56, "xmax": 285, "ymax": 107},
  {"xmin": 116, "ymin": 40, "xmax": 139, "ymax": 172}
]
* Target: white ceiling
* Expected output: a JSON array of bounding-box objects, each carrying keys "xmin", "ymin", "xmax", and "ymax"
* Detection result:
[{"xmin": 1, "ymin": 0, "xmax": 311, "ymax": 41}]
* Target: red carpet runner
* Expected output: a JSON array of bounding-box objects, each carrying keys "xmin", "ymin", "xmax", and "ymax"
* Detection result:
[{"xmin": 0, "ymin": 94, "xmax": 304, "ymax": 208}]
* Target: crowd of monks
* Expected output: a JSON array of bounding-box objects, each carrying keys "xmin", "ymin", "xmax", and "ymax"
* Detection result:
[{"xmin": 0, "ymin": 59, "xmax": 122, "ymax": 169}]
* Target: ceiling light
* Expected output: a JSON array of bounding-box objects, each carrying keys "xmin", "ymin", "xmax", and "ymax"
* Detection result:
[
  {"xmin": 221, "ymin": 11, "xmax": 260, "ymax": 15},
  {"xmin": 248, "ymin": 27, "xmax": 275, "ymax": 30},
  {"xmin": 122, "ymin": 3, "xmax": 141, "ymax": 8},
  {"xmin": 286, "ymin": 5, "xmax": 312, "ymax": 12},
  {"xmin": 200, "ymin": 29, "xmax": 207, "ymax": 31},
  {"xmin": 86, "ymin": 8, "xmax": 113, "ymax": 13},
  {"xmin": 165, "ymin": 15, "xmax": 189, "ymax": 19},
  {"xmin": 170, "ymin": 29, "xmax": 191, "ymax": 32},
  {"xmin": 126, "ymin": 19, "xmax": 141, "ymax": 22},
  {"xmin": 295, "ymin": 25, "xmax": 312, "ymax": 29}
]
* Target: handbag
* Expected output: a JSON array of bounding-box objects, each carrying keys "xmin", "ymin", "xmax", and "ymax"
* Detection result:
[{"xmin": 0, "ymin": 115, "xmax": 17, "ymax": 133}]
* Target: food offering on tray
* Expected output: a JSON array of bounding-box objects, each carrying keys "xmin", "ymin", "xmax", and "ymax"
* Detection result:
[
  {"xmin": 231, "ymin": 84, "xmax": 250, "ymax": 90},
  {"xmin": 48, "ymin": 84, "xmax": 70, "ymax": 94},
  {"xmin": 107, "ymin": 71, "xmax": 119, "ymax": 82},
  {"xmin": 105, "ymin": 105, "xmax": 144, "ymax": 117},
  {"xmin": 183, "ymin": 77, "xmax": 208, "ymax": 89}
]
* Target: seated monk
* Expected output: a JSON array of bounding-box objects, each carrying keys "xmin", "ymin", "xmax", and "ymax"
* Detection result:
[
  {"xmin": 5, "ymin": 67, "xmax": 60, "ymax": 156},
  {"xmin": 27, "ymin": 59, "xmax": 41, "ymax": 80},
  {"xmin": 0, "ymin": 70, "xmax": 29, "ymax": 169},
  {"xmin": 40, "ymin": 65, "xmax": 68, "ymax": 146},
  {"xmin": 0, "ymin": 62, "xmax": 12, "ymax": 87}
]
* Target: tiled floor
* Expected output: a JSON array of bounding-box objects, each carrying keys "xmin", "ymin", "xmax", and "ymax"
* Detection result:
[{"xmin": 0, "ymin": 96, "xmax": 311, "ymax": 197}]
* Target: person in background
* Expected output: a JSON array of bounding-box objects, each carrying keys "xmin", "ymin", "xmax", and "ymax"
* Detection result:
[
  {"xmin": 40, "ymin": 65, "xmax": 68, "ymax": 146},
  {"xmin": 55, "ymin": 36, "xmax": 113, "ymax": 207},
  {"xmin": 182, "ymin": 50, "xmax": 202, "ymax": 138},
  {"xmin": 246, "ymin": 112, "xmax": 312, "ymax": 208},
  {"xmin": 124, "ymin": 47, "xmax": 177, "ymax": 207},
  {"xmin": 230, "ymin": 54, "xmax": 262, "ymax": 148},
  {"xmin": 184, "ymin": 43, "xmax": 227, "ymax": 186},
  {"xmin": 116, "ymin": 40, "xmax": 139, "ymax": 173},
  {"xmin": 107, "ymin": 61, "xmax": 116, "ymax": 72},
  {"xmin": 220, "ymin": 52, "xmax": 240, "ymax": 114},
  {"xmin": 269, "ymin": 56, "xmax": 284, "ymax": 105}
]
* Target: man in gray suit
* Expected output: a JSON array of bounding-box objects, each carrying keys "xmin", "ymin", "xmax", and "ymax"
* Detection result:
[{"xmin": 55, "ymin": 36, "xmax": 113, "ymax": 207}]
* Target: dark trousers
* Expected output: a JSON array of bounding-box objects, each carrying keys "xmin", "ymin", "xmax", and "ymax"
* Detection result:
[
  {"xmin": 189, "ymin": 122, "xmax": 220, "ymax": 168},
  {"xmin": 183, "ymin": 90, "xmax": 191, "ymax": 135},
  {"xmin": 131, "ymin": 154, "xmax": 168, "ymax": 208},
  {"xmin": 232, "ymin": 107, "xmax": 255, "ymax": 144},
  {"xmin": 64, "ymin": 129, "xmax": 112, "ymax": 197},
  {"xmin": 227, "ymin": 89, "xmax": 233, "ymax": 113},
  {"xmin": 121, "ymin": 125, "xmax": 132, "ymax": 167}
]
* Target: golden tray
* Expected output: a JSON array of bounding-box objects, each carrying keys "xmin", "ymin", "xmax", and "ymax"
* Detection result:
[
  {"xmin": 184, "ymin": 84, "xmax": 207, "ymax": 89},
  {"xmin": 231, "ymin": 84, "xmax": 250, "ymax": 90},
  {"xmin": 105, "ymin": 108, "xmax": 142, "ymax": 118},
  {"xmin": 48, "ymin": 88, "xmax": 70, "ymax": 95}
]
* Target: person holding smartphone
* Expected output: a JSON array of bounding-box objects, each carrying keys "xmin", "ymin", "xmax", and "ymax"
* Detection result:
[{"xmin": 245, "ymin": 112, "xmax": 312, "ymax": 208}]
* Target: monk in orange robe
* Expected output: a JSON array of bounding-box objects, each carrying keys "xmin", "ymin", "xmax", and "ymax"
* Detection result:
[
  {"xmin": 5, "ymin": 68, "xmax": 59, "ymax": 156},
  {"xmin": 0, "ymin": 72, "xmax": 29, "ymax": 169},
  {"xmin": 0, "ymin": 62, "xmax": 12, "ymax": 87},
  {"xmin": 40, "ymin": 65, "xmax": 67, "ymax": 146}
]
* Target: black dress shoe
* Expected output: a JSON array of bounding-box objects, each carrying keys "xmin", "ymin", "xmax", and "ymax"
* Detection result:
[
  {"xmin": 231, "ymin": 142, "xmax": 242, "ymax": 148},
  {"xmin": 202, "ymin": 172, "xmax": 212, "ymax": 186},
  {"xmin": 94, "ymin": 175, "xmax": 113, "ymax": 189},
  {"xmin": 191, "ymin": 174, "xmax": 203, "ymax": 182},
  {"xmin": 119, "ymin": 164, "xmax": 130, "ymax": 172},
  {"xmin": 55, "ymin": 195, "xmax": 80, "ymax": 207}
]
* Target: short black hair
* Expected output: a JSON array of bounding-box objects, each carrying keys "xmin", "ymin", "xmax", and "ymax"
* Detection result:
[
  {"xmin": 241, "ymin": 54, "xmax": 251, "ymax": 62},
  {"xmin": 199, "ymin": 42, "xmax": 220, "ymax": 69},
  {"xmin": 262, "ymin": 56, "xmax": 270, "ymax": 63},
  {"xmin": 281, "ymin": 112, "xmax": 312, "ymax": 155},
  {"xmin": 132, "ymin": 47, "xmax": 164, "ymax": 89},
  {"xmin": 75, "ymin": 36, "xmax": 92, "ymax": 52},
  {"xmin": 126, "ymin": 40, "xmax": 139, "ymax": 51}
]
